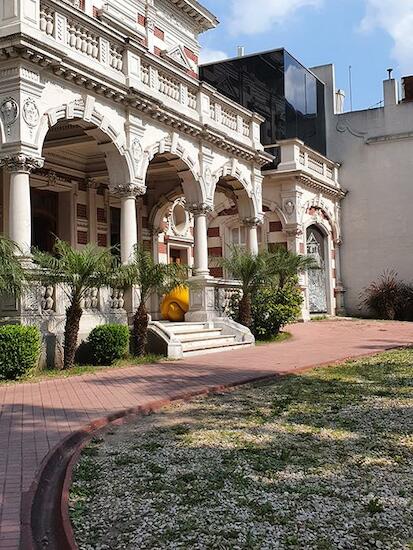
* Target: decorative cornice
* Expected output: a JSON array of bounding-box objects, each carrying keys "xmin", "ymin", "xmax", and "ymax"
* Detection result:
[
  {"xmin": 0, "ymin": 38, "xmax": 270, "ymax": 168},
  {"xmin": 0, "ymin": 154, "xmax": 44, "ymax": 173}
]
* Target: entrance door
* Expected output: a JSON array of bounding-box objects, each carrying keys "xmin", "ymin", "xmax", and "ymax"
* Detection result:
[{"xmin": 306, "ymin": 226, "xmax": 327, "ymax": 313}]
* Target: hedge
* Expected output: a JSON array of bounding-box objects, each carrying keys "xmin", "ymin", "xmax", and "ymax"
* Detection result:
[
  {"xmin": 88, "ymin": 324, "xmax": 130, "ymax": 365},
  {"xmin": 0, "ymin": 325, "xmax": 41, "ymax": 380}
]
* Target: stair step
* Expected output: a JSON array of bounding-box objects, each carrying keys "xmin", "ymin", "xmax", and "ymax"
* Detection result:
[
  {"xmin": 182, "ymin": 335, "xmax": 236, "ymax": 352},
  {"xmin": 167, "ymin": 325, "xmax": 210, "ymax": 334},
  {"xmin": 183, "ymin": 342, "xmax": 253, "ymax": 357},
  {"xmin": 178, "ymin": 329, "xmax": 223, "ymax": 342}
]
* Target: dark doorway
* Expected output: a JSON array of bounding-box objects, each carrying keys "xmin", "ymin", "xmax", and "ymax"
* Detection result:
[{"xmin": 31, "ymin": 189, "xmax": 58, "ymax": 253}]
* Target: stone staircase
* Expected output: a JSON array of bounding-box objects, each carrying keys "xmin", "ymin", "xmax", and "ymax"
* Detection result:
[{"xmin": 148, "ymin": 320, "xmax": 255, "ymax": 359}]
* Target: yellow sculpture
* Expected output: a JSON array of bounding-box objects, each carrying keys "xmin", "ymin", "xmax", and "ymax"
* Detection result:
[{"xmin": 161, "ymin": 286, "xmax": 189, "ymax": 322}]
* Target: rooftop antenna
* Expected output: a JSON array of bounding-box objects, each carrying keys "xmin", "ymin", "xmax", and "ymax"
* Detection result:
[
  {"xmin": 237, "ymin": 46, "xmax": 245, "ymax": 57},
  {"xmin": 387, "ymin": 68, "xmax": 393, "ymax": 80},
  {"xmin": 349, "ymin": 65, "xmax": 353, "ymax": 111}
]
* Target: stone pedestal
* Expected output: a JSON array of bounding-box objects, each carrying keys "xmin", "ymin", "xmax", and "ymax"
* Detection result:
[{"xmin": 186, "ymin": 275, "xmax": 217, "ymax": 322}]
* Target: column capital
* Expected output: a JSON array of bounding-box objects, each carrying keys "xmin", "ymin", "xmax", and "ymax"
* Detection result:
[
  {"xmin": 0, "ymin": 154, "xmax": 44, "ymax": 173},
  {"xmin": 242, "ymin": 216, "xmax": 264, "ymax": 227},
  {"xmin": 186, "ymin": 202, "xmax": 213, "ymax": 216},
  {"xmin": 109, "ymin": 182, "xmax": 146, "ymax": 199}
]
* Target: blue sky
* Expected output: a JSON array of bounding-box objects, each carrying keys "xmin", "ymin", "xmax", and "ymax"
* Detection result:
[{"xmin": 199, "ymin": 0, "xmax": 413, "ymax": 112}]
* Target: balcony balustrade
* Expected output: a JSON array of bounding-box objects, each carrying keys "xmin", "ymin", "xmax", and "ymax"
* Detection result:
[{"xmin": 34, "ymin": 0, "xmax": 262, "ymax": 150}]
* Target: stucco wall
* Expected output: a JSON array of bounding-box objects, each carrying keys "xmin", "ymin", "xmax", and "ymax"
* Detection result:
[{"xmin": 314, "ymin": 65, "xmax": 413, "ymax": 315}]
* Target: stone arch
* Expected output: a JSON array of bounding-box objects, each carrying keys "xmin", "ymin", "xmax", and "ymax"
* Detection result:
[
  {"xmin": 141, "ymin": 135, "xmax": 205, "ymax": 205},
  {"xmin": 262, "ymin": 199, "xmax": 288, "ymax": 228},
  {"xmin": 211, "ymin": 161, "xmax": 260, "ymax": 219},
  {"xmin": 35, "ymin": 97, "xmax": 137, "ymax": 187},
  {"xmin": 301, "ymin": 199, "xmax": 339, "ymax": 242}
]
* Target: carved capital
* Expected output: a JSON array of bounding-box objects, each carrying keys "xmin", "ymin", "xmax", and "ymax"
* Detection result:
[
  {"xmin": 186, "ymin": 202, "xmax": 213, "ymax": 216},
  {"xmin": 0, "ymin": 154, "xmax": 44, "ymax": 173},
  {"xmin": 242, "ymin": 216, "xmax": 263, "ymax": 228},
  {"xmin": 109, "ymin": 183, "xmax": 146, "ymax": 199}
]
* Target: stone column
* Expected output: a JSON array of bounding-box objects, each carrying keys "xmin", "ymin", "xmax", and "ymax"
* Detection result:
[
  {"xmin": 0, "ymin": 154, "xmax": 43, "ymax": 255},
  {"xmin": 333, "ymin": 238, "xmax": 346, "ymax": 315},
  {"xmin": 243, "ymin": 217, "xmax": 261, "ymax": 256},
  {"xmin": 188, "ymin": 203, "xmax": 212, "ymax": 278},
  {"xmin": 185, "ymin": 203, "xmax": 215, "ymax": 322},
  {"xmin": 111, "ymin": 183, "xmax": 144, "ymax": 264}
]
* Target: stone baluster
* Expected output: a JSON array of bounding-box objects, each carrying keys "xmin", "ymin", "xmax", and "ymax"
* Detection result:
[{"xmin": 0, "ymin": 154, "xmax": 44, "ymax": 255}]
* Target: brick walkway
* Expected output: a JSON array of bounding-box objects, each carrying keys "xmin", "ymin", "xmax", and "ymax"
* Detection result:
[{"xmin": 0, "ymin": 319, "xmax": 412, "ymax": 549}]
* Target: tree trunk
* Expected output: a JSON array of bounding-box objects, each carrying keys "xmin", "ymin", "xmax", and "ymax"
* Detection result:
[
  {"xmin": 63, "ymin": 302, "xmax": 82, "ymax": 369},
  {"xmin": 134, "ymin": 302, "xmax": 149, "ymax": 357},
  {"xmin": 238, "ymin": 294, "xmax": 252, "ymax": 328}
]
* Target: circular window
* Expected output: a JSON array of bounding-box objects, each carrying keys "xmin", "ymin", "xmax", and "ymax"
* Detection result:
[{"xmin": 172, "ymin": 202, "xmax": 188, "ymax": 235}]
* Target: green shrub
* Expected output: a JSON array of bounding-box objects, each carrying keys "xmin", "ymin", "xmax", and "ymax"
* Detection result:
[
  {"xmin": 88, "ymin": 324, "xmax": 130, "ymax": 365},
  {"xmin": 0, "ymin": 325, "xmax": 41, "ymax": 380},
  {"xmin": 251, "ymin": 282, "xmax": 303, "ymax": 340}
]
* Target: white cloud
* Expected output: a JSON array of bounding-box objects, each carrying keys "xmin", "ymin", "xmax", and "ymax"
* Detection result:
[
  {"xmin": 199, "ymin": 48, "xmax": 228, "ymax": 64},
  {"xmin": 227, "ymin": 0, "xmax": 322, "ymax": 35},
  {"xmin": 361, "ymin": 0, "xmax": 413, "ymax": 73}
]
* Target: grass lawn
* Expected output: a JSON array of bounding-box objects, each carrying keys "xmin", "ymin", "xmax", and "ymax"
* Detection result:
[
  {"xmin": 0, "ymin": 354, "xmax": 162, "ymax": 386},
  {"xmin": 70, "ymin": 348, "xmax": 413, "ymax": 549}
]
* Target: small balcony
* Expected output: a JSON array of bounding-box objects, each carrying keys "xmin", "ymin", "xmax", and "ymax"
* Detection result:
[{"xmin": 268, "ymin": 139, "xmax": 340, "ymax": 189}]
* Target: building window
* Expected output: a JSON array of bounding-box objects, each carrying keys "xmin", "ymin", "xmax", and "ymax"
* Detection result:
[{"xmin": 230, "ymin": 226, "xmax": 262, "ymax": 247}]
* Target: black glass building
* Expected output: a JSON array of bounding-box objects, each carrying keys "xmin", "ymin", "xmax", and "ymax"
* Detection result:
[{"xmin": 200, "ymin": 48, "xmax": 326, "ymax": 158}]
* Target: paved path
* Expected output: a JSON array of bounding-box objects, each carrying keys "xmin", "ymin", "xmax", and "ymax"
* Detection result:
[{"xmin": 0, "ymin": 319, "xmax": 413, "ymax": 549}]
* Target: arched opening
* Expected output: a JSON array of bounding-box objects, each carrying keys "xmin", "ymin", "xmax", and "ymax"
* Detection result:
[
  {"xmin": 32, "ymin": 119, "xmax": 122, "ymax": 254},
  {"xmin": 306, "ymin": 224, "xmax": 328, "ymax": 314},
  {"xmin": 146, "ymin": 152, "xmax": 199, "ymax": 268},
  {"xmin": 207, "ymin": 175, "xmax": 257, "ymax": 278}
]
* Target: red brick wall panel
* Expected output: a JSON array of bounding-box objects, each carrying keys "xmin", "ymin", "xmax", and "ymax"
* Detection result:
[
  {"xmin": 207, "ymin": 227, "xmax": 220, "ymax": 238},
  {"xmin": 208, "ymin": 247, "xmax": 223, "ymax": 257},
  {"xmin": 269, "ymin": 221, "xmax": 283, "ymax": 232}
]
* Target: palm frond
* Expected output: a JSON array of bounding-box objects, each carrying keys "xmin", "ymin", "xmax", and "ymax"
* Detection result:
[
  {"xmin": 119, "ymin": 245, "xmax": 188, "ymax": 305},
  {"xmin": 0, "ymin": 235, "xmax": 25, "ymax": 297}
]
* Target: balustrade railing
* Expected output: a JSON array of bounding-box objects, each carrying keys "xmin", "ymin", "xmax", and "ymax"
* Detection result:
[
  {"xmin": 36, "ymin": 0, "xmax": 259, "ymax": 147},
  {"xmin": 214, "ymin": 280, "xmax": 242, "ymax": 318},
  {"xmin": 39, "ymin": 1, "xmax": 124, "ymax": 72},
  {"xmin": 276, "ymin": 139, "xmax": 339, "ymax": 186}
]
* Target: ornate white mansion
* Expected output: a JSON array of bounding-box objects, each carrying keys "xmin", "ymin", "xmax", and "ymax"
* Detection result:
[{"xmin": 0, "ymin": 0, "xmax": 411, "ymax": 358}]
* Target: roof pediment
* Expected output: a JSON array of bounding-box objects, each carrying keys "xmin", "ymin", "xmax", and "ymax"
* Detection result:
[{"xmin": 163, "ymin": 44, "xmax": 192, "ymax": 70}]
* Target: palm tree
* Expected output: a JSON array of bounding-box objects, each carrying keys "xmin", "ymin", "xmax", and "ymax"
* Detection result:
[
  {"xmin": 33, "ymin": 240, "xmax": 117, "ymax": 369},
  {"xmin": 0, "ymin": 235, "xmax": 25, "ymax": 297},
  {"xmin": 268, "ymin": 246, "xmax": 318, "ymax": 289},
  {"xmin": 121, "ymin": 245, "xmax": 188, "ymax": 356},
  {"xmin": 214, "ymin": 246, "xmax": 269, "ymax": 328}
]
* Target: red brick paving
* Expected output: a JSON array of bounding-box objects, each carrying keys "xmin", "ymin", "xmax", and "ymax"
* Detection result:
[{"xmin": 0, "ymin": 319, "xmax": 412, "ymax": 549}]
